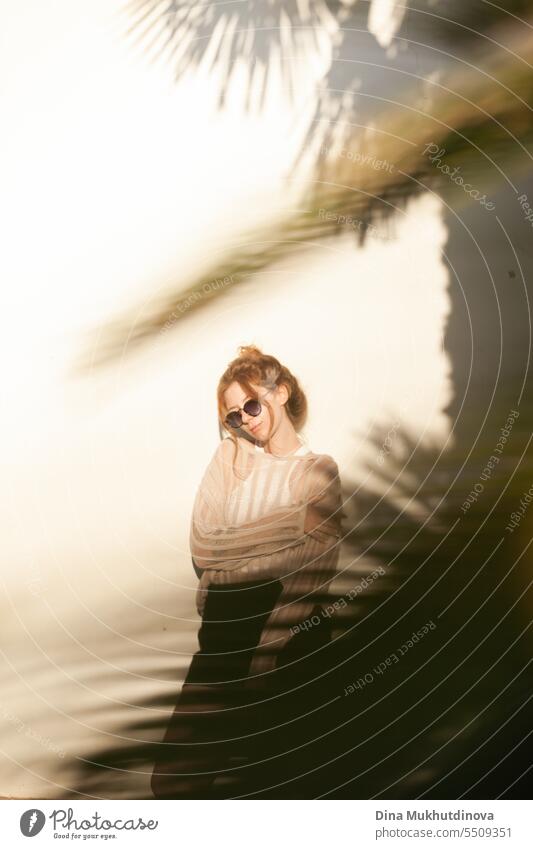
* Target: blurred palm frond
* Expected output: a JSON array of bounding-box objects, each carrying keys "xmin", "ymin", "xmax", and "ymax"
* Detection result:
[{"xmin": 77, "ymin": 10, "xmax": 533, "ymax": 372}]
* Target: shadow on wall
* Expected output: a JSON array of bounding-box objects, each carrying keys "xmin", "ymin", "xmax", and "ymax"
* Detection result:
[
  {"xmin": 67, "ymin": 3, "xmax": 533, "ymax": 797},
  {"xmin": 68, "ymin": 131, "xmax": 533, "ymax": 799},
  {"xmin": 68, "ymin": 382, "xmax": 533, "ymax": 798}
]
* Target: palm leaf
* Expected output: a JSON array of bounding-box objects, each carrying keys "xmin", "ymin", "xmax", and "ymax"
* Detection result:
[{"xmin": 75, "ymin": 10, "xmax": 533, "ymax": 371}]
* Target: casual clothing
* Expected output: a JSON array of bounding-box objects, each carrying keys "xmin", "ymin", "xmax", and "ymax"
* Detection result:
[
  {"xmin": 189, "ymin": 434, "xmax": 345, "ymax": 674},
  {"xmin": 151, "ymin": 578, "xmax": 334, "ymax": 799},
  {"xmin": 151, "ymin": 579, "xmax": 282, "ymax": 799},
  {"xmin": 151, "ymin": 434, "xmax": 345, "ymax": 798}
]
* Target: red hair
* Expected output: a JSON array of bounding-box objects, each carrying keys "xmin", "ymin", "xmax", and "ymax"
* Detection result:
[{"xmin": 217, "ymin": 344, "xmax": 308, "ymax": 469}]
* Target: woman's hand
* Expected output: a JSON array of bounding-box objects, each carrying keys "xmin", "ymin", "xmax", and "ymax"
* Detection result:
[
  {"xmin": 304, "ymin": 501, "xmax": 321, "ymax": 534},
  {"xmin": 304, "ymin": 500, "xmax": 339, "ymax": 537},
  {"xmin": 195, "ymin": 572, "xmax": 212, "ymax": 617},
  {"xmin": 196, "ymin": 584, "xmax": 207, "ymax": 617}
]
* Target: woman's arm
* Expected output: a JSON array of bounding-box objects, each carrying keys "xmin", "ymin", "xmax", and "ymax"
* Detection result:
[
  {"xmin": 247, "ymin": 455, "xmax": 344, "ymax": 677},
  {"xmin": 189, "ymin": 439, "xmax": 309, "ymax": 573}
]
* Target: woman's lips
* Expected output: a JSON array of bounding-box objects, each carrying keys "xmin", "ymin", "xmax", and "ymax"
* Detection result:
[{"xmin": 250, "ymin": 422, "xmax": 261, "ymax": 433}]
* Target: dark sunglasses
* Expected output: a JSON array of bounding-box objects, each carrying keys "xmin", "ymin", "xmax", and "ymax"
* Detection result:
[{"xmin": 224, "ymin": 388, "xmax": 274, "ymax": 429}]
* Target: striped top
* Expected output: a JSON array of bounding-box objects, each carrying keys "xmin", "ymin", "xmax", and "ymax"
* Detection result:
[
  {"xmin": 189, "ymin": 434, "xmax": 346, "ymax": 675},
  {"xmin": 224, "ymin": 436, "xmax": 311, "ymax": 522}
]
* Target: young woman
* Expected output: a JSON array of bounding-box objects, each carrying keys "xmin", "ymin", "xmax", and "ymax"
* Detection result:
[{"xmin": 151, "ymin": 345, "xmax": 345, "ymax": 798}]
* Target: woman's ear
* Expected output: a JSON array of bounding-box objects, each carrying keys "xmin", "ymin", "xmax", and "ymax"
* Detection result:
[{"xmin": 276, "ymin": 382, "xmax": 290, "ymax": 406}]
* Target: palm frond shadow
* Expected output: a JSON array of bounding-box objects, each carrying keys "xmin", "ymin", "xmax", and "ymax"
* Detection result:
[
  {"xmin": 316, "ymin": 419, "xmax": 532, "ymax": 799},
  {"xmin": 75, "ymin": 3, "xmax": 533, "ymax": 373},
  {"xmin": 299, "ymin": 0, "xmax": 533, "ymax": 171},
  {"xmin": 121, "ymin": 0, "xmax": 340, "ymax": 110},
  {"xmin": 69, "ymin": 403, "xmax": 533, "ymax": 798}
]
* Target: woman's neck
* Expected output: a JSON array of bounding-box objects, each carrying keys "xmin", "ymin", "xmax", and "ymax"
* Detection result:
[{"xmin": 262, "ymin": 424, "xmax": 302, "ymax": 457}]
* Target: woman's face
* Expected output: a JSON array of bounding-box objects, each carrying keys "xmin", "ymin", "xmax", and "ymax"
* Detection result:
[{"xmin": 223, "ymin": 381, "xmax": 287, "ymax": 441}]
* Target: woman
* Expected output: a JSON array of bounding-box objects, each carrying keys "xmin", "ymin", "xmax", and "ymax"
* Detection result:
[{"xmin": 151, "ymin": 345, "xmax": 345, "ymax": 798}]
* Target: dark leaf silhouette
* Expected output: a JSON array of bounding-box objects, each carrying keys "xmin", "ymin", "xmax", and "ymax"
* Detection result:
[{"xmin": 76, "ymin": 4, "xmax": 533, "ymax": 371}]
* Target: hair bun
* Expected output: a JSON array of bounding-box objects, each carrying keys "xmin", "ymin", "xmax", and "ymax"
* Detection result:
[
  {"xmin": 237, "ymin": 344, "xmax": 263, "ymax": 358},
  {"xmin": 218, "ymin": 346, "xmax": 308, "ymax": 439}
]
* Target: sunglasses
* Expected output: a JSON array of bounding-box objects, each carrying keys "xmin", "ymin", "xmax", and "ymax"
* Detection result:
[{"xmin": 224, "ymin": 388, "xmax": 275, "ymax": 429}]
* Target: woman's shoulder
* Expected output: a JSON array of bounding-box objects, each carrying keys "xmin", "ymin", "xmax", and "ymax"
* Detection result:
[
  {"xmin": 211, "ymin": 436, "xmax": 255, "ymax": 481},
  {"xmin": 304, "ymin": 451, "xmax": 340, "ymax": 475},
  {"xmin": 291, "ymin": 451, "xmax": 341, "ymax": 498},
  {"xmin": 211, "ymin": 438, "xmax": 339, "ymax": 479},
  {"xmin": 206, "ymin": 437, "xmax": 236, "ymax": 474},
  {"xmin": 217, "ymin": 435, "xmax": 256, "ymax": 458}
]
